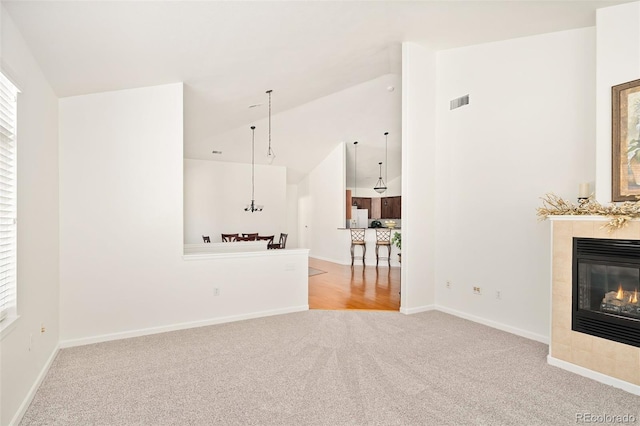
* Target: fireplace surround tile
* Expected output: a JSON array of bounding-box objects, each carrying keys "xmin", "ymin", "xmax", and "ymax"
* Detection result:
[
  {"xmin": 615, "ymin": 362, "xmax": 639, "ymax": 384},
  {"xmin": 552, "ymin": 325, "xmax": 571, "ymax": 343},
  {"xmin": 592, "ymin": 354, "xmax": 617, "ymax": 377},
  {"xmin": 552, "ymin": 301, "xmax": 571, "ymax": 328},
  {"xmin": 550, "ymin": 218, "xmax": 640, "ymax": 388},
  {"xmin": 571, "ymin": 331, "xmax": 593, "ymax": 351},
  {"xmin": 551, "ymin": 341, "xmax": 572, "ymax": 360},
  {"xmin": 552, "ymin": 279, "xmax": 570, "ymax": 300},
  {"xmin": 617, "ymin": 221, "xmax": 640, "ymax": 239},
  {"xmin": 593, "ymin": 225, "xmax": 611, "ymax": 239},
  {"xmin": 572, "ymin": 221, "xmax": 594, "ymax": 237},
  {"xmin": 554, "ymin": 221, "xmax": 573, "ymax": 237},
  {"xmin": 598, "ymin": 337, "xmax": 625, "ymax": 359},
  {"xmin": 615, "ymin": 347, "xmax": 639, "ymax": 367},
  {"xmin": 572, "ymin": 347, "xmax": 593, "ymax": 368}
]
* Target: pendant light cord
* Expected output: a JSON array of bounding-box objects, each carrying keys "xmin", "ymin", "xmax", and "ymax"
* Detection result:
[
  {"xmin": 354, "ymin": 141, "xmax": 358, "ymax": 198},
  {"xmin": 267, "ymin": 89, "xmax": 273, "ymax": 160},
  {"xmin": 251, "ymin": 126, "xmax": 255, "ymax": 202},
  {"xmin": 384, "ymin": 132, "xmax": 388, "ymax": 185},
  {"xmin": 268, "ymin": 90, "xmax": 271, "ymax": 152}
]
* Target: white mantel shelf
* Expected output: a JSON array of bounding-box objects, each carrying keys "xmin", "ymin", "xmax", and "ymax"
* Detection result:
[{"xmin": 546, "ymin": 215, "xmax": 627, "ymax": 221}]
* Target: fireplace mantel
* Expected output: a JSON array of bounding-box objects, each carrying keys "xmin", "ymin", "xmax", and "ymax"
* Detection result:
[
  {"xmin": 549, "ymin": 218, "xmax": 640, "ymax": 395},
  {"xmin": 548, "ymin": 215, "xmax": 638, "ymax": 222}
]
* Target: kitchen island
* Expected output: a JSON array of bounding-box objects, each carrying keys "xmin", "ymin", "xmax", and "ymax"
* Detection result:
[{"xmin": 336, "ymin": 228, "xmax": 401, "ymax": 267}]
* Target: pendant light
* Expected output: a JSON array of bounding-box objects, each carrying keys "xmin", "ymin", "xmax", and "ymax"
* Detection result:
[
  {"xmin": 244, "ymin": 126, "xmax": 263, "ymax": 212},
  {"xmin": 374, "ymin": 132, "xmax": 388, "ymax": 193},
  {"xmin": 373, "ymin": 132, "xmax": 389, "ymax": 194},
  {"xmin": 373, "ymin": 161, "xmax": 387, "ymax": 194},
  {"xmin": 266, "ymin": 89, "xmax": 276, "ymax": 164},
  {"xmin": 352, "ymin": 141, "xmax": 358, "ymax": 205}
]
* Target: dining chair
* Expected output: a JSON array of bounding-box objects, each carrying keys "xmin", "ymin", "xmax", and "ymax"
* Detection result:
[
  {"xmin": 242, "ymin": 233, "xmax": 258, "ymax": 241},
  {"xmin": 221, "ymin": 233, "xmax": 238, "ymax": 242},
  {"xmin": 236, "ymin": 236, "xmax": 252, "ymax": 241},
  {"xmin": 268, "ymin": 233, "xmax": 288, "ymax": 249},
  {"xmin": 202, "ymin": 235, "xmax": 211, "ymax": 243},
  {"xmin": 257, "ymin": 235, "xmax": 274, "ymax": 245}
]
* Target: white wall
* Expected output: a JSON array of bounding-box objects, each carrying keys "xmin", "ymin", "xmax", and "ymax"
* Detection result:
[
  {"xmin": 386, "ymin": 176, "xmax": 401, "ymax": 196},
  {"xmin": 595, "ymin": 2, "xmax": 640, "ymax": 202},
  {"xmin": 401, "ymin": 43, "xmax": 438, "ymax": 313},
  {"xmin": 183, "ymin": 159, "xmax": 286, "ymax": 243},
  {"xmin": 59, "ymin": 83, "xmax": 308, "ymax": 343},
  {"xmin": 433, "ymin": 28, "xmax": 596, "ymax": 341},
  {"xmin": 0, "ymin": 8, "xmax": 60, "ymax": 426},
  {"xmin": 298, "ymin": 143, "xmax": 349, "ymax": 263},
  {"xmin": 286, "ymin": 184, "xmax": 298, "ymax": 248}
]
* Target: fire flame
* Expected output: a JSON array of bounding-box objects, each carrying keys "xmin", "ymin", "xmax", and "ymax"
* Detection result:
[
  {"xmin": 632, "ymin": 289, "xmax": 638, "ymax": 304},
  {"xmin": 616, "ymin": 284, "xmax": 624, "ymax": 300}
]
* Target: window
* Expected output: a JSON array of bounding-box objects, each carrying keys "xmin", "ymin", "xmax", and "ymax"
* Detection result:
[{"xmin": 0, "ymin": 72, "xmax": 17, "ymax": 323}]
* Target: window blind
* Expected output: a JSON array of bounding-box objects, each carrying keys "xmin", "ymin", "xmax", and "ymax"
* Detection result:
[{"xmin": 0, "ymin": 72, "xmax": 17, "ymax": 322}]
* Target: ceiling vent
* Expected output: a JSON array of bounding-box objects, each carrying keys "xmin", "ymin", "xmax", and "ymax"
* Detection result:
[{"xmin": 450, "ymin": 94, "xmax": 469, "ymax": 110}]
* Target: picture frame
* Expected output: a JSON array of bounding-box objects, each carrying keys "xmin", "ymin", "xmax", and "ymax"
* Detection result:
[{"xmin": 612, "ymin": 78, "xmax": 640, "ymax": 201}]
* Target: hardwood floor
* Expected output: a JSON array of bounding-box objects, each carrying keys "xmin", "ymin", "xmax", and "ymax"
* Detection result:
[{"xmin": 308, "ymin": 257, "xmax": 400, "ymax": 311}]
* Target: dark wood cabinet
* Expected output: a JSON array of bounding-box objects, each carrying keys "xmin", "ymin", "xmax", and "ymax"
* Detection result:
[
  {"xmin": 351, "ymin": 197, "xmax": 372, "ymax": 218},
  {"xmin": 349, "ymin": 196, "xmax": 400, "ymax": 220},
  {"xmin": 380, "ymin": 196, "xmax": 401, "ymax": 219}
]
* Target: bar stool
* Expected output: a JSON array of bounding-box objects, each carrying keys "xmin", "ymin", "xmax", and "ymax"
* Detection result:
[
  {"xmin": 350, "ymin": 228, "xmax": 366, "ymax": 266},
  {"xmin": 375, "ymin": 228, "xmax": 392, "ymax": 267}
]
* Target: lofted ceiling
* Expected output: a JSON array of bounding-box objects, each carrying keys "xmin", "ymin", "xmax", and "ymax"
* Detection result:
[{"xmin": 1, "ymin": 0, "xmax": 630, "ymax": 184}]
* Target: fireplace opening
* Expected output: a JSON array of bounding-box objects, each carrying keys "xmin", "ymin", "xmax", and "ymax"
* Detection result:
[{"xmin": 572, "ymin": 238, "xmax": 640, "ymax": 347}]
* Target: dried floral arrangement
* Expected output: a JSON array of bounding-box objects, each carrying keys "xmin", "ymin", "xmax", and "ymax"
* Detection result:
[{"xmin": 537, "ymin": 193, "xmax": 640, "ymax": 230}]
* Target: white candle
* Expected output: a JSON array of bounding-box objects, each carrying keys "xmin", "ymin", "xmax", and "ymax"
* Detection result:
[{"xmin": 578, "ymin": 183, "xmax": 590, "ymax": 198}]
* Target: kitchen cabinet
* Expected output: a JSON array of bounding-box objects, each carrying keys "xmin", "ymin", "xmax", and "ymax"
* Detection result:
[
  {"xmin": 381, "ymin": 196, "xmax": 401, "ymax": 219},
  {"xmin": 351, "ymin": 197, "xmax": 372, "ymax": 218},
  {"xmin": 371, "ymin": 197, "xmax": 381, "ymax": 219}
]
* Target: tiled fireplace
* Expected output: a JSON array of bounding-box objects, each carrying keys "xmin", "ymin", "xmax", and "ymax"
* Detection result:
[{"xmin": 550, "ymin": 217, "xmax": 640, "ymax": 391}]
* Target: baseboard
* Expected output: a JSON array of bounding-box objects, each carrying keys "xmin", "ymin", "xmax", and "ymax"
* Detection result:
[
  {"xmin": 59, "ymin": 305, "xmax": 309, "ymax": 348},
  {"xmin": 10, "ymin": 343, "xmax": 60, "ymax": 426},
  {"xmin": 435, "ymin": 305, "xmax": 549, "ymax": 344},
  {"xmin": 400, "ymin": 304, "xmax": 436, "ymax": 314},
  {"xmin": 547, "ymin": 355, "xmax": 640, "ymax": 396}
]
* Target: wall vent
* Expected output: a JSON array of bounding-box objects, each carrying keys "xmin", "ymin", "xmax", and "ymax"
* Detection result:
[{"xmin": 450, "ymin": 94, "xmax": 469, "ymax": 110}]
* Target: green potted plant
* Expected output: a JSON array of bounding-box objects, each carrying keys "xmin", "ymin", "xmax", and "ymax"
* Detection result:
[{"xmin": 391, "ymin": 232, "xmax": 401, "ymax": 263}]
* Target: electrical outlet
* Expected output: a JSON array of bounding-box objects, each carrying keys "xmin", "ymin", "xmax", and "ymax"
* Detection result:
[
  {"xmin": 446, "ymin": 281, "xmax": 452, "ymax": 289},
  {"xmin": 495, "ymin": 290, "xmax": 501, "ymax": 300},
  {"xmin": 473, "ymin": 286, "xmax": 481, "ymax": 295},
  {"xmin": 213, "ymin": 288, "xmax": 220, "ymax": 296}
]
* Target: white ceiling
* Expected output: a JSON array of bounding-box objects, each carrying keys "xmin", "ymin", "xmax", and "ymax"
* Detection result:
[{"xmin": 2, "ymin": 0, "xmax": 629, "ymax": 183}]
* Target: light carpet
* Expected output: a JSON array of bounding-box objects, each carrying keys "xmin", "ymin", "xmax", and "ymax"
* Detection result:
[{"xmin": 20, "ymin": 311, "xmax": 640, "ymax": 425}]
